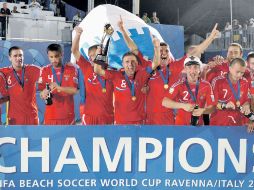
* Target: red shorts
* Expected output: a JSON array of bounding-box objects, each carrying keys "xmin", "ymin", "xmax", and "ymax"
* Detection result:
[
  {"xmin": 145, "ymin": 112, "xmax": 174, "ymax": 125},
  {"xmin": 44, "ymin": 117, "xmax": 75, "ymax": 125},
  {"xmin": 115, "ymin": 120, "xmax": 144, "ymax": 125},
  {"xmin": 82, "ymin": 114, "xmax": 114, "ymax": 125},
  {"xmin": 8, "ymin": 116, "xmax": 39, "ymax": 125},
  {"xmin": 210, "ymin": 111, "xmax": 244, "ymax": 126}
]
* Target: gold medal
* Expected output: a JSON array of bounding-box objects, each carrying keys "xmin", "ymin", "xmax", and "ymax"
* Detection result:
[
  {"xmin": 132, "ymin": 96, "xmax": 136, "ymax": 101},
  {"xmin": 102, "ymin": 88, "xmax": 106, "ymax": 93},
  {"xmin": 164, "ymin": 84, "xmax": 169, "ymax": 89},
  {"xmin": 236, "ymin": 100, "xmax": 240, "ymax": 107}
]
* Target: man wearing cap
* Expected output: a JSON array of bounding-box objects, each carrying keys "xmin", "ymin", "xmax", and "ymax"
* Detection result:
[
  {"xmin": 210, "ymin": 58, "xmax": 251, "ymax": 126},
  {"xmin": 162, "ymin": 56, "xmax": 215, "ymax": 126},
  {"xmin": 94, "ymin": 38, "xmax": 160, "ymax": 125}
]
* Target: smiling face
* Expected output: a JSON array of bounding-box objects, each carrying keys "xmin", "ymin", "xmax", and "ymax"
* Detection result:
[
  {"xmin": 122, "ymin": 54, "xmax": 138, "ymax": 77},
  {"xmin": 160, "ymin": 45, "xmax": 170, "ymax": 66},
  {"xmin": 9, "ymin": 49, "xmax": 24, "ymax": 70},
  {"xmin": 185, "ymin": 64, "xmax": 201, "ymax": 83}
]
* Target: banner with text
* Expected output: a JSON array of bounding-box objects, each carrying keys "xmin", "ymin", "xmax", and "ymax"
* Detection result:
[{"xmin": 0, "ymin": 126, "xmax": 253, "ymax": 189}]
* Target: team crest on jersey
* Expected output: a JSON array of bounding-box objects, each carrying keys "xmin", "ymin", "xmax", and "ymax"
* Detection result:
[{"xmin": 169, "ymin": 87, "xmax": 174, "ymax": 94}]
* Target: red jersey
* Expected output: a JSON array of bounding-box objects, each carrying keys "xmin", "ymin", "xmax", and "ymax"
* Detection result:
[
  {"xmin": 210, "ymin": 75, "xmax": 250, "ymax": 126},
  {"xmin": 105, "ymin": 66, "xmax": 151, "ymax": 124},
  {"xmin": 38, "ymin": 64, "xmax": 78, "ymax": 125},
  {"xmin": 145, "ymin": 56, "xmax": 186, "ymax": 125},
  {"xmin": 77, "ymin": 56, "xmax": 114, "ymax": 125},
  {"xmin": 0, "ymin": 65, "xmax": 40, "ymax": 125},
  {"xmin": 0, "ymin": 71, "xmax": 8, "ymax": 98},
  {"xmin": 206, "ymin": 61, "xmax": 229, "ymax": 83},
  {"xmin": 0, "ymin": 72, "xmax": 8, "ymax": 125},
  {"xmin": 165, "ymin": 78, "xmax": 215, "ymax": 125},
  {"xmin": 243, "ymin": 68, "xmax": 254, "ymax": 95}
]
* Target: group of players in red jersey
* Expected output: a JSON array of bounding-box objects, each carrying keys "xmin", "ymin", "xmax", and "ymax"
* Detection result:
[{"xmin": 0, "ymin": 17, "xmax": 254, "ymax": 131}]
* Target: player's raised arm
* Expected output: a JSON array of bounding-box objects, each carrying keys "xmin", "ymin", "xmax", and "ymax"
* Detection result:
[
  {"xmin": 188, "ymin": 23, "xmax": 220, "ymax": 57},
  {"xmin": 71, "ymin": 26, "xmax": 83, "ymax": 60},
  {"xmin": 151, "ymin": 37, "xmax": 160, "ymax": 70},
  {"xmin": 118, "ymin": 15, "xmax": 138, "ymax": 55}
]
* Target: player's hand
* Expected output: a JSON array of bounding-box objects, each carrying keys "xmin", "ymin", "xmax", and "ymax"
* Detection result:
[
  {"xmin": 213, "ymin": 55, "xmax": 224, "ymax": 65},
  {"xmin": 226, "ymin": 101, "xmax": 236, "ymax": 110},
  {"xmin": 141, "ymin": 84, "xmax": 149, "ymax": 94},
  {"xmin": 118, "ymin": 15, "xmax": 124, "ymax": 32},
  {"xmin": 74, "ymin": 26, "xmax": 83, "ymax": 36},
  {"xmin": 50, "ymin": 82, "xmax": 60, "ymax": 92},
  {"xmin": 192, "ymin": 108, "xmax": 205, "ymax": 116},
  {"xmin": 247, "ymin": 122, "xmax": 254, "ymax": 133},
  {"xmin": 182, "ymin": 103, "xmax": 195, "ymax": 112},
  {"xmin": 40, "ymin": 88, "xmax": 49, "ymax": 100},
  {"xmin": 240, "ymin": 104, "xmax": 251, "ymax": 115},
  {"xmin": 210, "ymin": 23, "xmax": 220, "ymax": 39}
]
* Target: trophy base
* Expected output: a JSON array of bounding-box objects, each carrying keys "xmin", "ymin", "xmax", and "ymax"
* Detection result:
[{"xmin": 94, "ymin": 54, "xmax": 108, "ymax": 69}]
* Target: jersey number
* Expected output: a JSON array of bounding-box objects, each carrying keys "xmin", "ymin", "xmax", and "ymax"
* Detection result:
[
  {"xmin": 48, "ymin": 75, "xmax": 53, "ymax": 82},
  {"xmin": 222, "ymin": 89, "xmax": 228, "ymax": 98},
  {"xmin": 183, "ymin": 91, "xmax": 189, "ymax": 101},
  {"xmin": 121, "ymin": 80, "xmax": 127, "ymax": 88}
]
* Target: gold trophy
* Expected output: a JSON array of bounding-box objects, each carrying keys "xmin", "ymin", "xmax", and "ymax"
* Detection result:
[{"xmin": 94, "ymin": 23, "xmax": 114, "ymax": 69}]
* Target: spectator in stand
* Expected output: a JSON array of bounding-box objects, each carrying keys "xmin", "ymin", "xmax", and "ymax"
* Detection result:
[
  {"xmin": 0, "ymin": 3, "xmax": 11, "ymax": 40},
  {"xmin": 11, "ymin": 6, "xmax": 20, "ymax": 13},
  {"xmin": 151, "ymin": 11, "xmax": 160, "ymax": 24},
  {"xmin": 142, "ymin": 12, "xmax": 151, "ymax": 24},
  {"xmin": 29, "ymin": 0, "xmax": 42, "ymax": 19},
  {"xmin": 232, "ymin": 19, "xmax": 242, "ymax": 43}
]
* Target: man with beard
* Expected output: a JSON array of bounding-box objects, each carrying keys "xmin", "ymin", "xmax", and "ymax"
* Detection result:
[
  {"xmin": 39, "ymin": 44, "xmax": 78, "ymax": 125},
  {"xmin": 119, "ymin": 18, "xmax": 219, "ymax": 125},
  {"xmin": 162, "ymin": 56, "xmax": 215, "ymax": 126}
]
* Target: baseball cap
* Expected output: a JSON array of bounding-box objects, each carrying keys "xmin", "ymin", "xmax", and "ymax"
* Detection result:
[{"xmin": 184, "ymin": 56, "xmax": 202, "ymax": 66}]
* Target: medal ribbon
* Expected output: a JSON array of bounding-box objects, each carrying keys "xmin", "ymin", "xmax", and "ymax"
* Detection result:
[
  {"xmin": 13, "ymin": 65, "xmax": 25, "ymax": 89},
  {"xmin": 97, "ymin": 75, "xmax": 106, "ymax": 90},
  {"xmin": 52, "ymin": 65, "xmax": 64, "ymax": 86},
  {"xmin": 157, "ymin": 65, "xmax": 171, "ymax": 86},
  {"xmin": 226, "ymin": 74, "xmax": 240, "ymax": 102},
  {"xmin": 124, "ymin": 72, "xmax": 135, "ymax": 98},
  {"xmin": 185, "ymin": 79, "xmax": 200, "ymax": 103}
]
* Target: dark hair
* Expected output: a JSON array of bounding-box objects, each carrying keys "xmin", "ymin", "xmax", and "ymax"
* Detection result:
[
  {"xmin": 247, "ymin": 52, "xmax": 254, "ymax": 62},
  {"xmin": 88, "ymin": 44, "xmax": 99, "ymax": 53},
  {"xmin": 122, "ymin": 52, "xmax": 141, "ymax": 65},
  {"xmin": 229, "ymin": 57, "xmax": 246, "ymax": 67},
  {"xmin": 229, "ymin": 43, "xmax": 243, "ymax": 53},
  {"xmin": 47, "ymin": 43, "xmax": 62, "ymax": 53},
  {"xmin": 160, "ymin": 42, "xmax": 168, "ymax": 47},
  {"xmin": 9, "ymin": 46, "xmax": 22, "ymax": 56}
]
